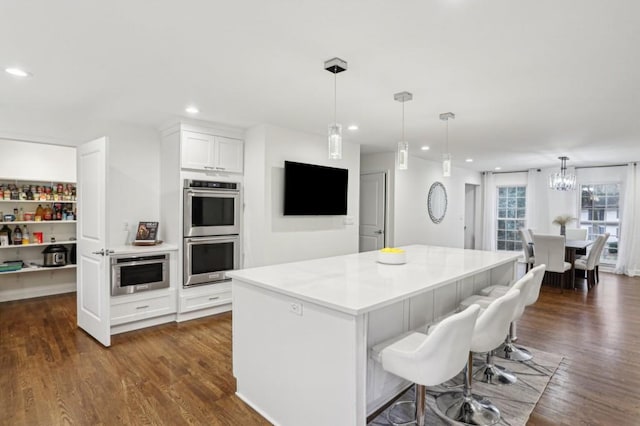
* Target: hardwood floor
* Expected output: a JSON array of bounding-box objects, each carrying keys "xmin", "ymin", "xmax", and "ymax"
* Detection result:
[{"xmin": 1, "ymin": 272, "xmax": 639, "ymax": 425}]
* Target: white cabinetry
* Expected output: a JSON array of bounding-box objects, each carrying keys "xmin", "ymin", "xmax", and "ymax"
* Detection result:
[
  {"xmin": 181, "ymin": 130, "xmax": 243, "ymax": 173},
  {"xmin": 108, "ymin": 245, "xmax": 179, "ymax": 335}
]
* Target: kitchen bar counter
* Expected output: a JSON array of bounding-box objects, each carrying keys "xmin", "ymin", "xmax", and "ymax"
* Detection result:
[{"xmin": 230, "ymin": 245, "xmax": 519, "ymax": 426}]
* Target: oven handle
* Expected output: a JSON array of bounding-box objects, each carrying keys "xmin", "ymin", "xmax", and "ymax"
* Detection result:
[{"xmin": 185, "ymin": 236, "xmax": 239, "ymax": 244}]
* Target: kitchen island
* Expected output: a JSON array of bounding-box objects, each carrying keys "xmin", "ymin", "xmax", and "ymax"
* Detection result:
[{"xmin": 229, "ymin": 245, "xmax": 519, "ymax": 426}]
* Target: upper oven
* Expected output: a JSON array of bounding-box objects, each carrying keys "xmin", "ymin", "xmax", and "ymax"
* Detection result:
[{"xmin": 183, "ymin": 180, "xmax": 240, "ymax": 237}]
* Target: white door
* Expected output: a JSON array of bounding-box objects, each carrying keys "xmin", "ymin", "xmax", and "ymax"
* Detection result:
[
  {"xmin": 359, "ymin": 172, "xmax": 386, "ymax": 252},
  {"xmin": 464, "ymin": 184, "xmax": 478, "ymax": 249},
  {"xmin": 76, "ymin": 137, "xmax": 111, "ymax": 347}
]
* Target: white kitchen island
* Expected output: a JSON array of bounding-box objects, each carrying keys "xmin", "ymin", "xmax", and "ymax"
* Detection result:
[{"xmin": 229, "ymin": 245, "xmax": 520, "ymax": 426}]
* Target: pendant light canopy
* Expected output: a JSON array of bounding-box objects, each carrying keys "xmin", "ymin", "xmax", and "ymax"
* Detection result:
[
  {"xmin": 549, "ymin": 156, "xmax": 576, "ymax": 190},
  {"xmin": 324, "ymin": 57, "xmax": 347, "ymax": 160},
  {"xmin": 439, "ymin": 112, "xmax": 455, "ymax": 177},
  {"xmin": 394, "ymin": 91, "xmax": 413, "ymax": 170}
]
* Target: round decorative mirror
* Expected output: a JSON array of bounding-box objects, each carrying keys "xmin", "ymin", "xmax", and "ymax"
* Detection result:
[{"xmin": 428, "ymin": 181, "xmax": 448, "ymax": 224}]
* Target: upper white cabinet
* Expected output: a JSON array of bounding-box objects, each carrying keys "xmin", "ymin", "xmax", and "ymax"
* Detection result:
[{"xmin": 181, "ymin": 130, "xmax": 243, "ymax": 173}]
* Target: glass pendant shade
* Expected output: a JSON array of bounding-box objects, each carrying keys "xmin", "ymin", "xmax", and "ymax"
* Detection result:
[
  {"xmin": 548, "ymin": 156, "xmax": 576, "ymax": 191},
  {"xmin": 397, "ymin": 141, "xmax": 408, "ymax": 170},
  {"xmin": 442, "ymin": 153, "xmax": 452, "ymax": 177},
  {"xmin": 328, "ymin": 123, "xmax": 342, "ymax": 159}
]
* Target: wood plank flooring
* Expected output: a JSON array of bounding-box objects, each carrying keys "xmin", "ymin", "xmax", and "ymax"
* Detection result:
[{"xmin": 1, "ymin": 272, "xmax": 639, "ymax": 425}]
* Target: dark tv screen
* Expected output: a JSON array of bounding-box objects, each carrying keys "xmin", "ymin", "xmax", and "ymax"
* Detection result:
[{"xmin": 284, "ymin": 161, "xmax": 348, "ymax": 215}]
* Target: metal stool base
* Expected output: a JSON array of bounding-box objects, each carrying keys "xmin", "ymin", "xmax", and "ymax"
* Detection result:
[
  {"xmin": 476, "ymin": 364, "xmax": 517, "ymax": 385},
  {"xmin": 436, "ymin": 391, "xmax": 500, "ymax": 426},
  {"xmin": 495, "ymin": 341, "xmax": 533, "ymax": 361},
  {"xmin": 386, "ymin": 384, "xmax": 427, "ymax": 426}
]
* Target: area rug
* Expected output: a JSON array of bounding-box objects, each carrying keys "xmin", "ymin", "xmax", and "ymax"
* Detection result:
[{"xmin": 369, "ymin": 345, "xmax": 562, "ymax": 425}]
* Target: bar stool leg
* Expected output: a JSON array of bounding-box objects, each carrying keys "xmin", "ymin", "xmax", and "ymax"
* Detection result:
[
  {"xmin": 386, "ymin": 383, "xmax": 427, "ymax": 426},
  {"xmin": 436, "ymin": 352, "xmax": 500, "ymax": 425},
  {"xmin": 495, "ymin": 323, "xmax": 533, "ymax": 362}
]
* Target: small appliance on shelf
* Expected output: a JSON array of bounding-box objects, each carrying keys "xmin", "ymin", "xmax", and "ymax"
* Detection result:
[{"xmin": 132, "ymin": 221, "xmax": 162, "ymax": 246}]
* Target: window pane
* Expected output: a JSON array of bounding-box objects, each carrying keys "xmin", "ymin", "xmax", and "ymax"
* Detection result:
[{"xmin": 516, "ymin": 187, "xmax": 526, "ymax": 197}]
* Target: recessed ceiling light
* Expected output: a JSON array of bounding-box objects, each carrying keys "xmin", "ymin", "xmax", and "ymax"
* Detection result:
[
  {"xmin": 465, "ymin": 158, "xmax": 473, "ymax": 162},
  {"xmin": 5, "ymin": 67, "xmax": 32, "ymax": 78},
  {"xmin": 185, "ymin": 106, "xmax": 199, "ymax": 114},
  {"xmin": 347, "ymin": 124, "xmax": 359, "ymax": 131},
  {"xmin": 494, "ymin": 166, "xmax": 502, "ymax": 170},
  {"xmin": 421, "ymin": 146, "xmax": 430, "ymax": 151}
]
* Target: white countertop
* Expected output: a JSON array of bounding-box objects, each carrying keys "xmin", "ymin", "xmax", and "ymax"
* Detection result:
[
  {"xmin": 110, "ymin": 243, "xmax": 178, "ymax": 255},
  {"xmin": 228, "ymin": 245, "xmax": 520, "ymax": 315}
]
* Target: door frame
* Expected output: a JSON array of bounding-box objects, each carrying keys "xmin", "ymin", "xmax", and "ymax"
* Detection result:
[{"xmin": 359, "ymin": 170, "xmax": 390, "ymax": 250}]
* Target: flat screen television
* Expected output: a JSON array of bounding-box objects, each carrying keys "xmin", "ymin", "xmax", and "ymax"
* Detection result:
[{"xmin": 283, "ymin": 161, "xmax": 348, "ymax": 215}]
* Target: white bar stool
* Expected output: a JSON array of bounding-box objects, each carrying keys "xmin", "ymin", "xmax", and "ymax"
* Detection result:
[
  {"xmin": 374, "ymin": 304, "xmax": 481, "ymax": 426},
  {"xmin": 436, "ymin": 288, "xmax": 522, "ymax": 425}
]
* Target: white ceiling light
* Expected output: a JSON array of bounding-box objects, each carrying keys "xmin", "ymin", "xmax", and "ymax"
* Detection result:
[
  {"xmin": 325, "ymin": 57, "xmax": 347, "ymax": 160},
  {"xmin": 495, "ymin": 166, "xmax": 502, "ymax": 170},
  {"xmin": 185, "ymin": 106, "xmax": 199, "ymax": 114},
  {"xmin": 549, "ymin": 156, "xmax": 576, "ymax": 191},
  {"xmin": 5, "ymin": 67, "xmax": 32, "ymax": 78},
  {"xmin": 347, "ymin": 124, "xmax": 359, "ymax": 131},
  {"xmin": 421, "ymin": 146, "xmax": 430, "ymax": 151},
  {"xmin": 440, "ymin": 112, "xmax": 455, "ymax": 177},
  {"xmin": 465, "ymin": 158, "xmax": 473, "ymax": 163},
  {"xmin": 394, "ymin": 91, "xmax": 413, "ymax": 170}
]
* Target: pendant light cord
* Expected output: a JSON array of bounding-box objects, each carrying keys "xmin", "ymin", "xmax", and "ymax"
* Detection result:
[
  {"xmin": 334, "ymin": 71, "xmax": 337, "ymax": 124},
  {"xmin": 402, "ymin": 101, "xmax": 405, "ymax": 141},
  {"xmin": 445, "ymin": 118, "xmax": 449, "ymax": 153}
]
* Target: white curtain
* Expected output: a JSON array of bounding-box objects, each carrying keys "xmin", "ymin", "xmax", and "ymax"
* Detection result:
[
  {"xmin": 526, "ymin": 169, "xmax": 540, "ymax": 232},
  {"xmin": 615, "ymin": 163, "xmax": 640, "ymax": 276},
  {"xmin": 482, "ymin": 171, "xmax": 496, "ymax": 251}
]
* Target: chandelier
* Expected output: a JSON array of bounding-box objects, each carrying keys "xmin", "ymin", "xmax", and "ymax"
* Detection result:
[{"xmin": 549, "ymin": 156, "xmax": 576, "ymax": 191}]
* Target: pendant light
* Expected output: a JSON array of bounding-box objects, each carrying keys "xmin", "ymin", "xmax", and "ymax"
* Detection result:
[
  {"xmin": 439, "ymin": 112, "xmax": 455, "ymax": 177},
  {"xmin": 394, "ymin": 91, "xmax": 413, "ymax": 170},
  {"xmin": 549, "ymin": 156, "xmax": 576, "ymax": 190},
  {"xmin": 324, "ymin": 57, "xmax": 347, "ymax": 160}
]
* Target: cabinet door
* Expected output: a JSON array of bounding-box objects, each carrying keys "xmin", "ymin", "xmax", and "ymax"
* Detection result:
[
  {"xmin": 214, "ymin": 136, "xmax": 243, "ymax": 173},
  {"xmin": 181, "ymin": 131, "xmax": 215, "ymax": 170}
]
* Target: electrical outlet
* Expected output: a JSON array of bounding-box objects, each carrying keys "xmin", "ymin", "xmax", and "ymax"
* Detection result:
[{"xmin": 289, "ymin": 302, "xmax": 303, "ymax": 316}]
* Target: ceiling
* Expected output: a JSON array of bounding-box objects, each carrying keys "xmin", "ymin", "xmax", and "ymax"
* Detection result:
[{"xmin": 1, "ymin": 0, "xmax": 639, "ymax": 172}]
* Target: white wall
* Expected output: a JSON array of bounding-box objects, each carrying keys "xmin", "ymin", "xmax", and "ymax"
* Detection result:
[
  {"xmin": 0, "ymin": 139, "xmax": 76, "ymax": 182},
  {"xmin": 244, "ymin": 124, "xmax": 360, "ymax": 267},
  {"xmin": 103, "ymin": 124, "xmax": 162, "ymax": 246},
  {"xmin": 361, "ymin": 152, "xmax": 482, "ymax": 249}
]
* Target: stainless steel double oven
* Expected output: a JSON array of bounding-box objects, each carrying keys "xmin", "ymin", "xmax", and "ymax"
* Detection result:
[{"xmin": 183, "ymin": 180, "xmax": 240, "ymax": 287}]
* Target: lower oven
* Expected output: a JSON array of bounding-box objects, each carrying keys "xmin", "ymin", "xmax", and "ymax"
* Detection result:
[
  {"xmin": 183, "ymin": 235, "xmax": 240, "ymax": 287},
  {"xmin": 111, "ymin": 253, "xmax": 170, "ymax": 296}
]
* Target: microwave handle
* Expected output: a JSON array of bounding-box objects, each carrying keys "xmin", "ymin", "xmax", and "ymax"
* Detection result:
[{"xmin": 185, "ymin": 188, "xmax": 239, "ymax": 196}]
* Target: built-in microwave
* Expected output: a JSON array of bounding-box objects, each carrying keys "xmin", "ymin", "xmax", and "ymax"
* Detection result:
[
  {"xmin": 111, "ymin": 253, "xmax": 170, "ymax": 296},
  {"xmin": 183, "ymin": 235, "xmax": 240, "ymax": 287},
  {"xmin": 183, "ymin": 180, "xmax": 240, "ymax": 237}
]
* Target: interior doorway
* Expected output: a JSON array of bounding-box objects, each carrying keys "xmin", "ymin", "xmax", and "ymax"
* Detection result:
[
  {"xmin": 359, "ymin": 171, "xmax": 386, "ymax": 252},
  {"xmin": 464, "ymin": 183, "xmax": 480, "ymax": 249}
]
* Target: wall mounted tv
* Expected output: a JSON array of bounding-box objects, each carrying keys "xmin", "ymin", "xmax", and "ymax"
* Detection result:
[{"xmin": 283, "ymin": 161, "xmax": 348, "ymax": 215}]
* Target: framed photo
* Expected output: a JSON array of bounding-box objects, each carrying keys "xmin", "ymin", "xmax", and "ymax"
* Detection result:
[{"xmin": 135, "ymin": 221, "xmax": 159, "ymax": 242}]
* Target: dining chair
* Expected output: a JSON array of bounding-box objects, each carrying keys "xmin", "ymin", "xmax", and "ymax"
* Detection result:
[
  {"xmin": 532, "ymin": 234, "xmax": 571, "ymax": 291},
  {"xmin": 576, "ymin": 233, "xmax": 610, "ymax": 288},
  {"xmin": 565, "ymin": 228, "xmax": 587, "ymax": 241}
]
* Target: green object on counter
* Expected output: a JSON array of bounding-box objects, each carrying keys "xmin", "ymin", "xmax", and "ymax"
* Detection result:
[{"xmin": 0, "ymin": 263, "xmax": 22, "ymax": 272}]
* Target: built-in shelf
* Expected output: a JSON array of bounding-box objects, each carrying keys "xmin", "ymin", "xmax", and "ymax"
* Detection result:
[
  {"xmin": 0, "ymin": 220, "xmax": 76, "ymax": 225},
  {"xmin": 0, "ymin": 240, "xmax": 76, "ymax": 250},
  {"xmin": 0, "ymin": 199, "xmax": 77, "ymax": 204},
  {"xmin": 0, "ymin": 264, "xmax": 76, "ymax": 275}
]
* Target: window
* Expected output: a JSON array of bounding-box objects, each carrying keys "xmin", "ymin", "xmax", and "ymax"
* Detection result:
[
  {"xmin": 496, "ymin": 186, "xmax": 526, "ymax": 251},
  {"xmin": 580, "ymin": 183, "xmax": 620, "ymax": 264}
]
